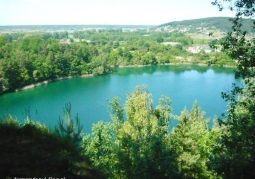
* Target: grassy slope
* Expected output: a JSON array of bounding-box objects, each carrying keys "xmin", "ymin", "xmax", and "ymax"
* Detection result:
[{"xmin": 0, "ymin": 118, "xmax": 105, "ymax": 179}]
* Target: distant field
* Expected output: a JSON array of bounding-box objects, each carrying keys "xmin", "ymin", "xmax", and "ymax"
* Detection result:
[{"xmin": 187, "ymin": 32, "xmax": 225, "ymax": 40}]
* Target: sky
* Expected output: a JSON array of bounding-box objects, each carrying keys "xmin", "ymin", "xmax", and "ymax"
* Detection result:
[{"xmin": 0, "ymin": 0, "xmax": 236, "ymax": 25}]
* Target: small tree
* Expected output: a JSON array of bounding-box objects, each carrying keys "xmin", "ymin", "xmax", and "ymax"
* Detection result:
[
  {"xmin": 55, "ymin": 103, "xmax": 83, "ymax": 148},
  {"xmin": 170, "ymin": 102, "xmax": 216, "ymax": 178}
]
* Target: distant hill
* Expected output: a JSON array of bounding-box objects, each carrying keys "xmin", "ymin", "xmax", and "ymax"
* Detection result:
[
  {"xmin": 0, "ymin": 25, "xmax": 153, "ymax": 32},
  {"xmin": 160, "ymin": 17, "xmax": 255, "ymax": 32}
]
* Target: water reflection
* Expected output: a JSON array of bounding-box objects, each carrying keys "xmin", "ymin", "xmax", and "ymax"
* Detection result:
[
  {"xmin": 0, "ymin": 65, "xmax": 237, "ymax": 133},
  {"xmin": 114, "ymin": 65, "xmax": 235, "ymax": 76}
]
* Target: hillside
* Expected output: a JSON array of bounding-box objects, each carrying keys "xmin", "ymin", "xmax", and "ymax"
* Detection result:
[
  {"xmin": 0, "ymin": 117, "xmax": 105, "ymax": 178},
  {"xmin": 160, "ymin": 17, "xmax": 255, "ymax": 33}
]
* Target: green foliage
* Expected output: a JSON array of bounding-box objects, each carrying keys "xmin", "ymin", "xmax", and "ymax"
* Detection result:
[
  {"xmin": 0, "ymin": 34, "xmax": 12, "ymax": 47},
  {"xmin": 82, "ymin": 88, "xmax": 232, "ymax": 178},
  {"xmin": 0, "ymin": 115, "xmax": 20, "ymax": 129},
  {"xmin": 0, "ymin": 27, "xmax": 235, "ymax": 93},
  {"xmin": 207, "ymin": 1, "xmax": 255, "ymax": 178},
  {"xmin": 212, "ymin": 0, "xmax": 255, "ymax": 16},
  {"xmin": 0, "ymin": 116, "xmax": 104, "ymax": 178},
  {"xmin": 170, "ymin": 102, "xmax": 217, "ymax": 179},
  {"xmin": 0, "ymin": 37, "xmax": 99, "ymax": 92},
  {"xmin": 156, "ymin": 35, "xmax": 164, "ymax": 43},
  {"xmin": 82, "ymin": 86, "xmax": 180, "ymax": 178},
  {"xmin": 55, "ymin": 102, "xmax": 83, "ymax": 148}
]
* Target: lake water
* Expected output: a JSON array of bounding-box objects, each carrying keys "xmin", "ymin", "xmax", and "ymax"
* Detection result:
[{"xmin": 0, "ymin": 65, "xmax": 239, "ymax": 133}]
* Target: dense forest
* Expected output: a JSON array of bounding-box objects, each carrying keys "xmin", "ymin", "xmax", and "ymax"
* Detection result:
[
  {"xmin": 1, "ymin": 0, "xmax": 255, "ymax": 177},
  {"xmin": 0, "ymin": 28, "xmax": 233, "ymax": 93}
]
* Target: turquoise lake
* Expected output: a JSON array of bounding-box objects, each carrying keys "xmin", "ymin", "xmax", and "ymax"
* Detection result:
[{"xmin": 0, "ymin": 65, "xmax": 239, "ymax": 133}]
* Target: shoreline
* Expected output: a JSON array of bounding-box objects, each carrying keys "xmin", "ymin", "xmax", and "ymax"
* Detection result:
[
  {"xmin": 12, "ymin": 63, "xmax": 236, "ymax": 93},
  {"xmin": 15, "ymin": 74, "xmax": 94, "ymax": 92},
  {"xmin": 118, "ymin": 62, "xmax": 236, "ymax": 69}
]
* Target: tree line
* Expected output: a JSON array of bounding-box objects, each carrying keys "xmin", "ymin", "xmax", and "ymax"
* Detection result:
[{"xmin": 0, "ymin": 29, "xmax": 234, "ymax": 93}]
